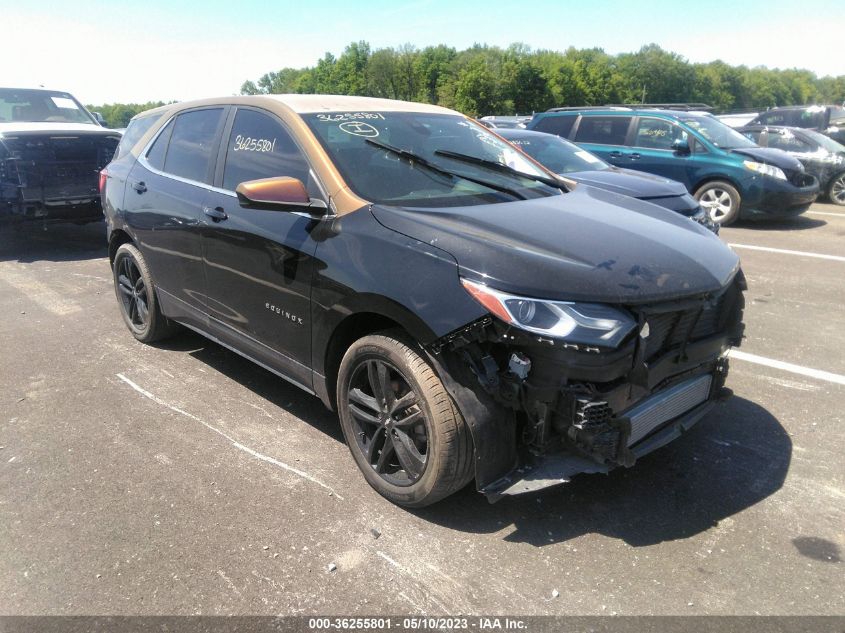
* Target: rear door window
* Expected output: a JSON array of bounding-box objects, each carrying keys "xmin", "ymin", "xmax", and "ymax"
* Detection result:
[
  {"xmin": 221, "ymin": 108, "xmax": 315, "ymax": 193},
  {"xmin": 758, "ymin": 111, "xmax": 791, "ymax": 126},
  {"xmin": 573, "ymin": 116, "xmax": 632, "ymax": 145},
  {"xmin": 162, "ymin": 108, "xmax": 224, "ymax": 183},
  {"xmin": 532, "ymin": 115, "xmax": 577, "ymax": 138}
]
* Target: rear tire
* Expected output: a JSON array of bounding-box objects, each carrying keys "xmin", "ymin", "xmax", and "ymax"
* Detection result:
[
  {"xmin": 827, "ymin": 172, "xmax": 845, "ymax": 206},
  {"xmin": 112, "ymin": 243, "xmax": 180, "ymax": 344},
  {"xmin": 336, "ymin": 332, "xmax": 474, "ymax": 507},
  {"xmin": 695, "ymin": 181, "xmax": 741, "ymax": 225}
]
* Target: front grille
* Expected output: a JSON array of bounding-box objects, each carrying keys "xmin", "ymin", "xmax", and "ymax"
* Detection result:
[
  {"xmin": 789, "ymin": 172, "xmax": 816, "ymax": 188},
  {"xmin": 1, "ymin": 134, "xmax": 119, "ymax": 201},
  {"xmin": 642, "ymin": 295, "xmax": 725, "ymax": 360}
]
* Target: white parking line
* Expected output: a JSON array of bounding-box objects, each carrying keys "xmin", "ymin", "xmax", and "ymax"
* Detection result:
[
  {"xmin": 728, "ymin": 243, "xmax": 845, "ymax": 262},
  {"xmin": 728, "ymin": 350, "xmax": 845, "ymax": 386},
  {"xmin": 807, "ymin": 211, "xmax": 845, "ymax": 218},
  {"xmin": 115, "ymin": 373, "xmax": 345, "ymax": 499}
]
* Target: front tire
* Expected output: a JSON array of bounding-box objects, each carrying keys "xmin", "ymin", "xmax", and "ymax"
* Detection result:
[
  {"xmin": 112, "ymin": 243, "xmax": 179, "ymax": 344},
  {"xmin": 695, "ymin": 181, "xmax": 741, "ymax": 225},
  {"xmin": 827, "ymin": 172, "xmax": 845, "ymax": 206},
  {"xmin": 336, "ymin": 332, "xmax": 474, "ymax": 507}
]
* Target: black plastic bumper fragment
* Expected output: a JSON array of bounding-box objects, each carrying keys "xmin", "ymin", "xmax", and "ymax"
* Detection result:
[{"xmin": 424, "ymin": 346, "xmax": 518, "ymax": 492}]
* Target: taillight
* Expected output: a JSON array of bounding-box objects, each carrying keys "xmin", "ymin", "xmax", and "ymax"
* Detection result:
[{"xmin": 99, "ymin": 168, "xmax": 108, "ymax": 193}]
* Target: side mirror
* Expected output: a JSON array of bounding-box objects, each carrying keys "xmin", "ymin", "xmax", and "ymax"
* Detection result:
[
  {"xmin": 92, "ymin": 111, "xmax": 107, "ymax": 126},
  {"xmin": 672, "ymin": 138, "xmax": 690, "ymax": 154},
  {"xmin": 235, "ymin": 177, "xmax": 328, "ymax": 215}
]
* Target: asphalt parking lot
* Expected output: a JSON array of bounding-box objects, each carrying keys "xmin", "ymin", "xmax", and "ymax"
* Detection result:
[{"xmin": 1, "ymin": 204, "xmax": 843, "ymax": 616}]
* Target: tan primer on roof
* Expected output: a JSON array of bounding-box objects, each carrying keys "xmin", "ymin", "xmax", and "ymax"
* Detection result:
[{"xmin": 125, "ymin": 95, "xmax": 464, "ymax": 215}]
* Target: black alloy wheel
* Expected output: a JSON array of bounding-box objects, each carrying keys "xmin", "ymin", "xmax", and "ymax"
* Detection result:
[
  {"xmin": 116, "ymin": 254, "xmax": 150, "ymax": 330},
  {"xmin": 112, "ymin": 243, "xmax": 179, "ymax": 344},
  {"xmin": 336, "ymin": 332, "xmax": 474, "ymax": 507},
  {"xmin": 347, "ymin": 358, "xmax": 429, "ymax": 486}
]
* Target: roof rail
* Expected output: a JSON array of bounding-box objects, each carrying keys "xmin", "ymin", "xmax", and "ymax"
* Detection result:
[
  {"xmin": 546, "ymin": 105, "xmax": 632, "ymax": 112},
  {"xmin": 545, "ymin": 103, "xmax": 714, "ymax": 113},
  {"xmin": 605, "ymin": 103, "xmax": 714, "ymax": 112}
]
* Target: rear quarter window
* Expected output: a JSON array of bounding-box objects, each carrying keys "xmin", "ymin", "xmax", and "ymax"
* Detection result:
[
  {"xmin": 115, "ymin": 114, "xmax": 162, "ymax": 159},
  {"xmin": 532, "ymin": 115, "xmax": 577, "ymax": 138},
  {"xmin": 574, "ymin": 116, "xmax": 632, "ymax": 145},
  {"xmin": 145, "ymin": 119, "xmax": 173, "ymax": 171}
]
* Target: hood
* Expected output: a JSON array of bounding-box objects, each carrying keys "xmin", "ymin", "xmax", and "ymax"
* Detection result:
[
  {"xmin": 728, "ymin": 146, "xmax": 804, "ymax": 172},
  {"xmin": 371, "ymin": 185, "xmax": 739, "ymax": 305},
  {"xmin": 565, "ymin": 167, "xmax": 688, "ymax": 199},
  {"xmin": 0, "ymin": 122, "xmax": 117, "ymax": 136}
]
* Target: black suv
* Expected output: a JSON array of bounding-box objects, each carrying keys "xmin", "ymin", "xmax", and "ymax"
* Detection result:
[
  {"xmin": 102, "ymin": 95, "xmax": 745, "ymax": 507},
  {"xmin": 748, "ymin": 105, "xmax": 845, "ymax": 145}
]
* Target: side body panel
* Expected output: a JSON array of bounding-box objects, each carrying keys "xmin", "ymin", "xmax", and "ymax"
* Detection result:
[
  {"xmin": 202, "ymin": 188, "xmax": 320, "ymax": 390},
  {"xmin": 123, "ymin": 159, "xmax": 210, "ymax": 328},
  {"xmin": 309, "ymin": 207, "xmax": 487, "ymax": 390}
]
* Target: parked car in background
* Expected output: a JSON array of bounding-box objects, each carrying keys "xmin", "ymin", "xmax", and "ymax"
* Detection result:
[
  {"xmin": 496, "ymin": 128, "xmax": 717, "ymax": 232},
  {"xmin": 478, "ymin": 115, "xmax": 531, "ymax": 129},
  {"xmin": 738, "ymin": 125, "xmax": 845, "ymax": 206},
  {"xmin": 102, "ymin": 95, "xmax": 744, "ymax": 507},
  {"xmin": 717, "ymin": 112, "xmax": 759, "ymax": 128},
  {"xmin": 748, "ymin": 105, "xmax": 845, "ymax": 145},
  {"xmin": 0, "ymin": 87, "xmax": 121, "ymax": 226},
  {"xmin": 528, "ymin": 105, "xmax": 819, "ymax": 225}
]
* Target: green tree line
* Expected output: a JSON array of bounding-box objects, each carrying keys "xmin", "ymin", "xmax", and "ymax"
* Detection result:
[
  {"xmin": 84, "ymin": 101, "xmax": 170, "ymax": 128},
  {"xmin": 240, "ymin": 42, "xmax": 845, "ymax": 117}
]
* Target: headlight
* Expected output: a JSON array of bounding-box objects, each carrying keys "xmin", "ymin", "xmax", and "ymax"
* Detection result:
[
  {"xmin": 461, "ymin": 278, "xmax": 637, "ymax": 348},
  {"xmin": 743, "ymin": 160, "xmax": 787, "ymax": 181}
]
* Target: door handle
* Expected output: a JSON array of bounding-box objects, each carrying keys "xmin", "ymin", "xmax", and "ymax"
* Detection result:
[
  {"xmin": 203, "ymin": 206, "xmax": 228, "ymax": 221},
  {"xmin": 629, "ymin": 152, "xmax": 641, "ymax": 160},
  {"xmin": 131, "ymin": 180, "xmax": 147, "ymax": 194},
  {"xmin": 609, "ymin": 151, "xmax": 623, "ymax": 157}
]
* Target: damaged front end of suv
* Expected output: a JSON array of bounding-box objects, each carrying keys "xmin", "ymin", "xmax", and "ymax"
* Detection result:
[
  {"xmin": 428, "ymin": 273, "xmax": 744, "ymax": 501},
  {"xmin": 372, "ymin": 187, "xmax": 746, "ymax": 503}
]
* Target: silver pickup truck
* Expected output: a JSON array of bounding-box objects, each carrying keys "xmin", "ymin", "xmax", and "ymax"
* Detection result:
[{"xmin": 0, "ymin": 87, "xmax": 121, "ymax": 226}]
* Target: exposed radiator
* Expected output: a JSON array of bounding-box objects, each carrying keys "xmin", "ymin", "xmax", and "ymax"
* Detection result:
[{"xmin": 624, "ymin": 374, "xmax": 713, "ymax": 445}]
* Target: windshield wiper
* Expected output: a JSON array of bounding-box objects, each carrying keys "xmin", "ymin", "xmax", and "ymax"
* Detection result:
[
  {"xmin": 434, "ymin": 149, "xmax": 568, "ymax": 192},
  {"xmin": 365, "ymin": 139, "xmax": 526, "ymax": 200}
]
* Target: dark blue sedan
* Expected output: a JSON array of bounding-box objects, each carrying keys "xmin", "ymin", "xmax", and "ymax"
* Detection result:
[{"xmin": 497, "ymin": 128, "xmax": 717, "ymax": 232}]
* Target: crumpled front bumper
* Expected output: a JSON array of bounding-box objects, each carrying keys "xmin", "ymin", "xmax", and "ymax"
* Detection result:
[{"xmin": 481, "ymin": 356, "xmax": 732, "ymax": 502}]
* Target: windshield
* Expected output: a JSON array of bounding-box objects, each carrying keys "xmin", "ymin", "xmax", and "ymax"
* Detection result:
[
  {"xmin": 802, "ymin": 128, "xmax": 845, "ymax": 154},
  {"xmin": 679, "ymin": 115, "xmax": 757, "ymax": 150},
  {"xmin": 504, "ymin": 133, "xmax": 610, "ymax": 174},
  {"xmin": 0, "ymin": 88, "xmax": 96, "ymax": 125},
  {"xmin": 303, "ymin": 112, "xmax": 558, "ymax": 207}
]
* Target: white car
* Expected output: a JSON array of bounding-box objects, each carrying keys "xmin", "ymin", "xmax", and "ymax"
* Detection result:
[{"xmin": 0, "ymin": 87, "xmax": 121, "ymax": 225}]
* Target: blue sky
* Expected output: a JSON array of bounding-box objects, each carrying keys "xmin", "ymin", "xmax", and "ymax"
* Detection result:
[{"xmin": 2, "ymin": 0, "xmax": 842, "ymax": 104}]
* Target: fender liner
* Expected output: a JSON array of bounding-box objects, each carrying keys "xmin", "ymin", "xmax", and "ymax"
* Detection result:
[{"xmin": 423, "ymin": 347, "xmax": 517, "ymax": 493}]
